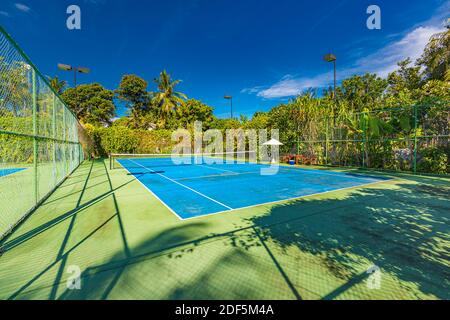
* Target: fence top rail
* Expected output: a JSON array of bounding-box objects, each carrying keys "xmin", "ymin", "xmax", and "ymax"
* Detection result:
[
  {"xmin": 0, "ymin": 25, "xmax": 80, "ymax": 126},
  {"xmin": 327, "ymin": 104, "xmax": 448, "ymax": 119}
]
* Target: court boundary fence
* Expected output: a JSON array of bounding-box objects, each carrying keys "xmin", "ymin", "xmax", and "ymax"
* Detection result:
[
  {"xmin": 290, "ymin": 105, "xmax": 449, "ymax": 175},
  {"xmin": 0, "ymin": 26, "xmax": 83, "ymax": 242}
]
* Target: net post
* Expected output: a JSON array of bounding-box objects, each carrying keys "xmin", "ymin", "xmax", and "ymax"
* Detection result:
[
  {"xmin": 109, "ymin": 154, "xmax": 112, "ymax": 170},
  {"xmin": 32, "ymin": 68, "xmax": 38, "ymax": 204}
]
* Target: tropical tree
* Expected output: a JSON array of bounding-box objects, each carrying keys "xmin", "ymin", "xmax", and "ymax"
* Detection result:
[
  {"xmin": 116, "ymin": 74, "xmax": 150, "ymax": 112},
  {"xmin": 417, "ymin": 26, "xmax": 450, "ymax": 81},
  {"xmin": 0, "ymin": 59, "xmax": 30, "ymax": 116},
  {"xmin": 337, "ymin": 73, "xmax": 388, "ymax": 112},
  {"xmin": 48, "ymin": 76, "xmax": 67, "ymax": 94},
  {"xmin": 170, "ymin": 99, "xmax": 215, "ymax": 129},
  {"xmin": 116, "ymin": 74, "xmax": 152, "ymax": 129},
  {"xmin": 62, "ymin": 83, "xmax": 116, "ymax": 126},
  {"xmin": 243, "ymin": 112, "xmax": 269, "ymax": 130},
  {"xmin": 152, "ymin": 70, "xmax": 187, "ymax": 125},
  {"xmin": 387, "ymin": 59, "xmax": 422, "ymax": 97}
]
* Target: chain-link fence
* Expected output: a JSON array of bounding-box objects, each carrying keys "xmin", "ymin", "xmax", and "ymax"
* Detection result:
[
  {"xmin": 288, "ymin": 105, "xmax": 449, "ymax": 174},
  {"xmin": 0, "ymin": 26, "xmax": 83, "ymax": 240}
]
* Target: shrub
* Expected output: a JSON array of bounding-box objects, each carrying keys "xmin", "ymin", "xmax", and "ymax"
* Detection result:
[
  {"xmin": 98, "ymin": 126, "xmax": 139, "ymax": 155},
  {"xmin": 81, "ymin": 125, "xmax": 176, "ymax": 157},
  {"xmin": 136, "ymin": 129, "xmax": 174, "ymax": 154},
  {"xmin": 417, "ymin": 146, "xmax": 448, "ymax": 174}
]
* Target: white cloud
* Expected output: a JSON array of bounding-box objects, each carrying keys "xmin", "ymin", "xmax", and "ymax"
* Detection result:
[
  {"xmin": 240, "ymin": 86, "xmax": 265, "ymax": 94},
  {"xmin": 0, "ymin": 11, "xmax": 9, "ymax": 17},
  {"xmin": 14, "ymin": 3, "xmax": 31, "ymax": 13},
  {"xmin": 355, "ymin": 25, "xmax": 443, "ymax": 78},
  {"xmin": 254, "ymin": 74, "xmax": 330, "ymax": 99},
  {"xmin": 243, "ymin": 3, "xmax": 448, "ymax": 99}
]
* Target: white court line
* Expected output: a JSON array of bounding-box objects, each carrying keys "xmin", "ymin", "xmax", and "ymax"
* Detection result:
[
  {"xmin": 116, "ymin": 160, "xmax": 184, "ymax": 219},
  {"xmin": 174, "ymin": 170, "xmax": 261, "ymax": 181},
  {"xmin": 120, "ymin": 159, "xmax": 393, "ymax": 221},
  {"xmin": 277, "ymin": 165, "xmax": 384, "ymax": 181},
  {"xmin": 127, "ymin": 171, "xmax": 185, "ymax": 220},
  {"xmin": 178, "ymin": 178, "xmax": 394, "ymax": 221},
  {"xmin": 198, "ymin": 163, "xmax": 238, "ymax": 174},
  {"xmin": 128, "ymin": 159, "xmax": 233, "ymax": 210}
]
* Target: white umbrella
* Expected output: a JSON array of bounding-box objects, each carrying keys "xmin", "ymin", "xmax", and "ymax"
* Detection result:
[
  {"xmin": 263, "ymin": 138, "xmax": 283, "ymax": 146},
  {"xmin": 263, "ymin": 139, "xmax": 283, "ymax": 163}
]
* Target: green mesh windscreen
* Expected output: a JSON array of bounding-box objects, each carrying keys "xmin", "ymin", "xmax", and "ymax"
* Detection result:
[{"xmin": 0, "ymin": 26, "xmax": 83, "ymax": 240}]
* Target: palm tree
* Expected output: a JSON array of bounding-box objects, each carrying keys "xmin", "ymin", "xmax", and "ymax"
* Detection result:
[
  {"xmin": 48, "ymin": 76, "xmax": 67, "ymax": 95},
  {"xmin": 152, "ymin": 70, "xmax": 186, "ymax": 125}
]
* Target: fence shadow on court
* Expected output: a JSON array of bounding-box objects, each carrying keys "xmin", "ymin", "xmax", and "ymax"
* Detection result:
[
  {"xmin": 0, "ymin": 163, "xmax": 137, "ymax": 253},
  {"xmin": 4, "ymin": 159, "xmax": 449, "ymax": 300}
]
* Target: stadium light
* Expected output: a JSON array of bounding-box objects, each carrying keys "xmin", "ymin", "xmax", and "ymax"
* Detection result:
[{"xmin": 58, "ymin": 63, "xmax": 90, "ymax": 87}]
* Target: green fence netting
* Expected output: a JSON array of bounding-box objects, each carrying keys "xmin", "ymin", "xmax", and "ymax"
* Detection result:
[
  {"xmin": 288, "ymin": 105, "xmax": 449, "ymax": 174},
  {"xmin": 0, "ymin": 26, "xmax": 83, "ymax": 240}
]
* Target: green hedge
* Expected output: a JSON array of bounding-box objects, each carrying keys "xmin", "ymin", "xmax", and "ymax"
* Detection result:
[{"xmin": 84, "ymin": 125, "xmax": 175, "ymax": 156}]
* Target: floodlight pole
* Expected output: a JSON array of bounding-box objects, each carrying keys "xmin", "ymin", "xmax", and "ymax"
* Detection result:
[
  {"xmin": 323, "ymin": 53, "xmax": 337, "ymax": 126},
  {"xmin": 323, "ymin": 53, "xmax": 337, "ymax": 99},
  {"xmin": 230, "ymin": 97, "xmax": 233, "ymax": 119},
  {"xmin": 224, "ymin": 95, "xmax": 233, "ymax": 119},
  {"xmin": 333, "ymin": 60, "xmax": 336, "ymax": 99}
]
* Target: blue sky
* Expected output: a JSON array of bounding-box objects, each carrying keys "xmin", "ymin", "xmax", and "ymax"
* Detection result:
[{"xmin": 0, "ymin": 0, "xmax": 448, "ymax": 118}]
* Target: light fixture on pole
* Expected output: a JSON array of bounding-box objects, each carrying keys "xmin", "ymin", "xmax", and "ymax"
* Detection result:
[
  {"xmin": 224, "ymin": 95, "xmax": 233, "ymax": 119},
  {"xmin": 323, "ymin": 53, "xmax": 336, "ymax": 99},
  {"xmin": 57, "ymin": 63, "xmax": 90, "ymax": 88}
]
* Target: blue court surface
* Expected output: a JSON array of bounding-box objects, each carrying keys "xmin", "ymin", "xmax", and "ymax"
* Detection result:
[
  {"xmin": 0, "ymin": 168, "xmax": 26, "ymax": 178},
  {"xmin": 118, "ymin": 157, "xmax": 391, "ymax": 219}
]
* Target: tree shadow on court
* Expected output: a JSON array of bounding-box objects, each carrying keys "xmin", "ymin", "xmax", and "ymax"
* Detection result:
[
  {"xmin": 5, "ymin": 159, "xmax": 449, "ymax": 300},
  {"xmin": 247, "ymin": 179, "xmax": 450, "ymax": 299},
  {"xmin": 58, "ymin": 222, "xmax": 299, "ymax": 300},
  {"xmin": 58, "ymin": 222, "xmax": 213, "ymax": 300}
]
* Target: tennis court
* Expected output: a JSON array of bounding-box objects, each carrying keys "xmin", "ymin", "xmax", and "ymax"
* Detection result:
[
  {"xmin": 114, "ymin": 154, "xmax": 391, "ymax": 219},
  {"xmin": 0, "ymin": 24, "xmax": 449, "ymax": 301},
  {"xmin": 1, "ymin": 160, "xmax": 449, "ymax": 300},
  {"xmin": 0, "ymin": 168, "xmax": 26, "ymax": 178}
]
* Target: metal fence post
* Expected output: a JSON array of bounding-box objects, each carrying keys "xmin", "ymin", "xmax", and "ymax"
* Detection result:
[
  {"xmin": 63, "ymin": 106, "xmax": 67, "ymax": 175},
  {"xmin": 362, "ymin": 112, "xmax": 366, "ymax": 168},
  {"xmin": 413, "ymin": 105, "xmax": 418, "ymax": 174},
  {"xmin": 52, "ymin": 95, "xmax": 57, "ymax": 183},
  {"xmin": 325, "ymin": 116, "xmax": 329, "ymax": 165},
  {"xmin": 32, "ymin": 69, "xmax": 38, "ymax": 204}
]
